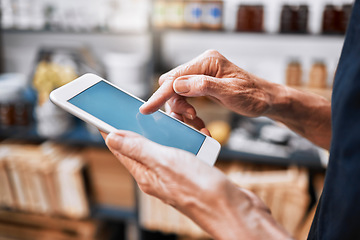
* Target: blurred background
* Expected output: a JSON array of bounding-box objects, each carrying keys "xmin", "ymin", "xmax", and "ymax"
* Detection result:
[{"xmin": 0, "ymin": 0, "xmax": 352, "ymax": 239}]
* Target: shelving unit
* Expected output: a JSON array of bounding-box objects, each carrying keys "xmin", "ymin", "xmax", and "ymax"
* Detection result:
[
  {"xmin": 1, "ymin": 30, "xmax": 153, "ymax": 77},
  {"xmin": 0, "ymin": 4, "xmax": 343, "ymax": 237},
  {"xmin": 157, "ymin": 30, "xmax": 344, "ymax": 86},
  {"xmin": 0, "ymin": 118, "xmax": 324, "ymax": 170}
]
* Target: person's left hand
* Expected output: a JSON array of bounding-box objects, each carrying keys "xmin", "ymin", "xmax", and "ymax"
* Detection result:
[
  {"xmin": 101, "ymin": 130, "xmax": 290, "ymax": 240},
  {"xmin": 101, "ymin": 130, "xmax": 229, "ymax": 208}
]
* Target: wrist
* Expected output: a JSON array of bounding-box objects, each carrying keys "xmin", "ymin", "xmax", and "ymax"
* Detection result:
[
  {"xmin": 262, "ymin": 82, "xmax": 291, "ymax": 120},
  {"xmin": 180, "ymin": 178, "xmax": 292, "ymax": 240},
  {"xmin": 218, "ymin": 186, "xmax": 292, "ymax": 240}
]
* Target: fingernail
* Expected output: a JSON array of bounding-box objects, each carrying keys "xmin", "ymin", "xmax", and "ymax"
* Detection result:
[
  {"xmin": 184, "ymin": 112, "xmax": 194, "ymax": 120},
  {"xmin": 106, "ymin": 132, "xmax": 123, "ymax": 150},
  {"xmin": 174, "ymin": 79, "xmax": 190, "ymax": 94},
  {"xmin": 139, "ymin": 102, "xmax": 152, "ymax": 114},
  {"xmin": 139, "ymin": 104, "xmax": 146, "ymax": 112}
]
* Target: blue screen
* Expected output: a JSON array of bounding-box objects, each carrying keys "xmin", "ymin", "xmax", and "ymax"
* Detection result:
[{"xmin": 68, "ymin": 81, "xmax": 205, "ymax": 154}]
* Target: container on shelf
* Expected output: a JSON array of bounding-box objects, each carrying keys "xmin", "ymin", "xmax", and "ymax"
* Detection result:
[
  {"xmin": 308, "ymin": 60, "xmax": 327, "ymax": 89},
  {"xmin": 321, "ymin": 3, "xmax": 352, "ymax": 35},
  {"xmin": 13, "ymin": 102, "xmax": 30, "ymax": 126},
  {"xmin": 202, "ymin": 0, "xmax": 223, "ymax": 30},
  {"xmin": 236, "ymin": 4, "xmax": 264, "ymax": 33},
  {"xmin": 0, "ymin": 103, "xmax": 15, "ymax": 127},
  {"xmin": 0, "ymin": 73, "xmax": 30, "ymax": 128},
  {"xmin": 32, "ymin": 48, "xmax": 81, "ymax": 138},
  {"xmin": 286, "ymin": 60, "xmax": 302, "ymax": 87},
  {"xmin": 103, "ymin": 52, "xmax": 151, "ymax": 98},
  {"xmin": 35, "ymin": 99, "xmax": 73, "ymax": 138},
  {"xmin": 184, "ymin": 0, "xmax": 203, "ymax": 29},
  {"xmin": 341, "ymin": 4, "xmax": 353, "ymax": 33},
  {"xmin": 153, "ymin": 0, "xmax": 168, "ymax": 29},
  {"xmin": 297, "ymin": 5, "xmax": 309, "ymax": 33},
  {"xmin": 280, "ymin": 4, "xmax": 309, "ymax": 34},
  {"xmin": 322, "ymin": 4, "xmax": 338, "ymax": 34},
  {"xmin": 0, "ymin": 100, "xmax": 31, "ymax": 127},
  {"xmin": 280, "ymin": 5, "xmax": 293, "ymax": 33},
  {"xmin": 166, "ymin": 0, "xmax": 185, "ymax": 29}
]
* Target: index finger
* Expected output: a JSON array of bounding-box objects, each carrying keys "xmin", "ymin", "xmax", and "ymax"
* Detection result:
[
  {"xmin": 139, "ymin": 80, "xmax": 174, "ymax": 114},
  {"xmin": 140, "ymin": 62, "xmax": 193, "ymax": 114},
  {"xmin": 140, "ymin": 51, "xmax": 218, "ymax": 114}
]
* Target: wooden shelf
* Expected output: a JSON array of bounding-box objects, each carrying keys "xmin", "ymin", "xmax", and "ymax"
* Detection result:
[
  {"xmin": 0, "ymin": 209, "xmax": 98, "ymax": 240},
  {"xmin": 292, "ymin": 86, "xmax": 333, "ymax": 101}
]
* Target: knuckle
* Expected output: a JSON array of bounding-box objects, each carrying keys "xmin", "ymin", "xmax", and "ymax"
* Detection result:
[
  {"xmin": 113, "ymin": 151, "xmax": 123, "ymax": 160},
  {"xmin": 159, "ymin": 73, "xmax": 169, "ymax": 84},
  {"xmin": 137, "ymin": 175, "xmax": 148, "ymax": 187},
  {"xmin": 159, "ymin": 72, "xmax": 177, "ymax": 85},
  {"xmin": 197, "ymin": 76, "xmax": 211, "ymax": 92},
  {"xmin": 159, "ymin": 73, "xmax": 167, "ymax": 81},
  {"xmin": 172, "ymin": 97, "xmax": 186, "ymax": 108},
  {"xmin": 124, "ymin": 136, "xmax": 145, "ymax": 159},
  {"xmin": 138, "ymin": 182, "xmax": 152, "ymax": 195},
  {"xmin": 204, "ymin": 49, "xmax": 221, "ymax": 57},
  {"xmin": 158, "ymin": 156, "xmax": 172, "ymax": 170}
]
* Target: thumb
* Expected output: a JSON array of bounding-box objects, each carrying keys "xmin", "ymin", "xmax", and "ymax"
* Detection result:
[
  {"xmin": 105, "ymin": 130, "xmax": 161, "ymax": 167},
  {"xmin": 106, "ymin": 130, "xmax": 175, "ymax": 169},
  {"xmin": 173, "ymin": 75, "xmax": 226, "ymax": 98}
]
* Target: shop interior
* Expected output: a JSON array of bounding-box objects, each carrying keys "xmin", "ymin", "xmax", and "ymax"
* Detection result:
[{"xmin": 0, "ymin": 0, "xmax": 352, "ymax": 239}]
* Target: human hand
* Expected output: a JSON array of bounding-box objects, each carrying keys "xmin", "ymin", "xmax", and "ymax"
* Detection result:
[
  {"xmin": 140, "ymin": 50, "xmax": 277, "ymax": 120},
  {"xmin": 101, "ymin": 130, "xmax": 291, "ymax": 240}
]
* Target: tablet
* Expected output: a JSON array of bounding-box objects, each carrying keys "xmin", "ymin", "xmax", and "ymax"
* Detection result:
[{"xmin": 50, "ymin": 73, "xmax": 220, "ymax": 165}]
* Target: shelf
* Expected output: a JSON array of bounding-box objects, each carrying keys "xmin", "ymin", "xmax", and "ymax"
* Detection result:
[
  {"xmin": 156, "ymin": 29, "xmax": 346, "ymax": 39},
  {"xmin": 0, "ymin": 121, "xmax": 105, "ymax": 147},
  {"xmin": 91, "ymin": 205, "xmax": 136, "ymax": 221},
  {"xmin": 0, "ymin": 208, "xmax": 98, "ymax": 238},
  {"xmin": 292, "ymin": 86, "xmax": 332, "ymax": 101},
  {"xmin": 219, "ymin": 147, "xmax": 323, "ymax": 169},
  {"xmin": 158, "ymin": 30, "xmax": 344, "ymax": 85},
  {"xmin": 0, "ymin": 123, "xmax": 323, "ymax": 169},
  {"xmin": 2, "ymin": 29, "xmax": 150, "ymax": 36}
]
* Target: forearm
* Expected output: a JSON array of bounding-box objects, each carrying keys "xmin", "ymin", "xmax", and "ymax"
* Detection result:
[{"xmin": 263, "ymin": 82, "xmax": 332, "ymax": 149}]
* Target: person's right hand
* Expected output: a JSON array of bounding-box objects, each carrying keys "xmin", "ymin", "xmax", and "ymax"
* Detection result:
[
  {"xmin": 140, "ymin": 50, "xmax": 278, "ymax": 120},
  {"xmin": 140, "ymin": 49, "xmax": 331, "ymax": 149}
]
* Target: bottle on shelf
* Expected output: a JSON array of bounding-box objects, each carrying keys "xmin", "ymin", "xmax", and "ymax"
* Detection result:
[
  {"xmin": 280, "ymin": 5, "xmax": 293, "ymax": 33},
  {"xmin": 153, "ymin": 0, "xmax": 224, "ymax": 31},
  {"xmin": 322, "ymin": 4, "xmax": 338, "ymax": 34},
  {"xmin": 0, "ymin": 100, "xmax": 31, "ymax": 128},
  {"xmin": 322, "ymin": 1, "xmax": 353, "ymax": 35},
  {"xmin": 0, "ymin": 103, "xmax": 15, "ymax": 127},
  {"xmin": 236, "ymin": 4, "xmax": 264, "ymax": 32},
  {"xmin": 202, "ymin": 0, "xmax": 223, "ymax": 30},
  {"xmin": 152, "ymin": 0, "xmax": 167, "ymax": 29},
  {"xmin": 166, "ymin": 0, "xmax": 185, "ymax": 29},
  {"xmin": 286, "ymin": 60, "xmax": 303, "ymax": 87},
  {"xmin": 183, "ymin": 0, "xmax": 203, "ymax": 29},
  {"xmin": 308, "ymin": 60, "xmax": 327, "ymax": 89},
  {"xmin": 340, "ymin": 3, "xmax": 353, "ymax": 34},
  {"xmin": 280, "ymin": 4, "xmax": 309, "ymax": 34},
  {"xmin": 0, "ymin": 74, "xmax": 30, "ymax": 128},
  {"xmin": 297, "ymin": 5, "xmax": 309, "ymax": 33}
]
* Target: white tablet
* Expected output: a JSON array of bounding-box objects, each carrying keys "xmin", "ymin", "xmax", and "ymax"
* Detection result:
[{"xmin": 50, "ymin": 73, "xmax": 220, "ymax": 165}]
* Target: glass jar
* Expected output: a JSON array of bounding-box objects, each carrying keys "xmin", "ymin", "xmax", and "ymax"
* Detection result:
[
  {"xmin": 203, "ymin": 0, "xmax": 223, "ymax": 30},
  {"xmin": 286, "ymin": 60, "xmax": 302, "ymax": 86},
  {"xmin": 236, "ymin": 4, "xmax": 264, "ymax": 32},
  {"xmin": 0, "ymin": 102, "xmax": 15, "ymax": 127},
  {"xmin": 184, "ymin": 0, "xmax": 203, "ymax": 29},
  {"xmin": 308, "ymin": 61, "xmax": 327, "ymax": 89},
  {"xmin": 166, "ymin": 0, "xmax": 185, "ymax": 29}
]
